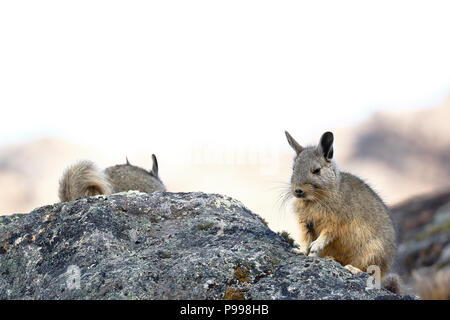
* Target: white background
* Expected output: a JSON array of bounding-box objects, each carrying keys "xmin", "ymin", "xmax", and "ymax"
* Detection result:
[{"xmin": 1, "ymin": 0, "xmax": 449, "ymax": 153}]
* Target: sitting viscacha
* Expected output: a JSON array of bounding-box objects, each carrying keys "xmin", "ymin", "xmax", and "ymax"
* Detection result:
[
  {"xmin": 284, "ymin": 131, "xmax": 400, "ymax": 290},
  {"xmin": 58, "ymin": 154, "xmax": 166, "ymax": 202}
]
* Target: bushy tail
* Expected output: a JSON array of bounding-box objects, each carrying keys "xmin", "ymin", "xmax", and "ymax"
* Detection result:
[
  {"xmin": 58, "ymin": 160, "xmax": 112, "ymax": 202},
  {"xmin": 382, "ymin": 273, "xmax": 404, "ymax": 295}
]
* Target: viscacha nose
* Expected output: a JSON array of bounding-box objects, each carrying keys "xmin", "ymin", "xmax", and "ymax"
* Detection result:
[{"xmin": 294, "ymin": 188, "xmax": 305, "ymax": 198}]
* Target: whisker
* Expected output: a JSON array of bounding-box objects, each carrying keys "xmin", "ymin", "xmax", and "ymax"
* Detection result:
[
  {"xmin": 311, "ymin": 189, "xmax": 334, "ymax": 213},
  {"xmin": 265, "ymin": 181, "xmax": 291, "ymax": 193},
  {"xmin": 275, "ymin": 189, "xmax": 292, "ymax": 210},
  {"xmin": 271, "ymin": 182, "xmax": 294, "ymax": 227}
]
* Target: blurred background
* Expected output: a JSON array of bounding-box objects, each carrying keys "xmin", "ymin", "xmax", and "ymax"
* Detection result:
[{"xmin": 1, "ymin": 1, "xmax": 449, "ymax": 298}]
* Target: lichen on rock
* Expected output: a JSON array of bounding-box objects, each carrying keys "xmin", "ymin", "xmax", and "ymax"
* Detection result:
[{"xmin": 0, "ymin": 192, "xmax": 413, "ymax": 299}]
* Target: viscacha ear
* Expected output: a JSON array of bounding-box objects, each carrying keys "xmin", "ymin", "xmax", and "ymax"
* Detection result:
[
  {"xmin": 151, "ymin": 154, "xmax": 159, "ymax": 176},
  {"xmin": 318, "ymin": 131, "xmax": 334, "ymax": 161},
  {"xmin": 285, "ymin": 131, "xmax": 304, "ymax": 155}
]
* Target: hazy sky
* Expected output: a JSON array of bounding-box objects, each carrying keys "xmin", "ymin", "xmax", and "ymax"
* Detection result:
[{"xmin": 1, "ymin": 0, "xmax": 449, "ymax": 153}]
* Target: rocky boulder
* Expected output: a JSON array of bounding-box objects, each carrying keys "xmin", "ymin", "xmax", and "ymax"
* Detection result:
[{"xmin": 0, "ymin": 191, "xmax": 411, "ymax": 300}]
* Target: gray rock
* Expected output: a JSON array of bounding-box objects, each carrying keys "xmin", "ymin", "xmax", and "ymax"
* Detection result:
[{"xmin": 0, "ymin": 191, "xmax": 411, "ymax": 300}]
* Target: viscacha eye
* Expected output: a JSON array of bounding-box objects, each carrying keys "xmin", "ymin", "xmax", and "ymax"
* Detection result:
[{"xmin": 312, "ymin": 168, "xmax": 321, "ymax": 175}]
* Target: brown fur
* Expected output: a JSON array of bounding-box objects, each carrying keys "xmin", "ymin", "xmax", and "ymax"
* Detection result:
[
  {"xmin": 58, "ymin": 155, "xmax": 165, "ymax": 202},
  {"xmin": 58, "ymin": 160, "xmax": 112, "ymax": 202},
  {"xmin": 286, "ymin": 131, "xmax": 396, "ymax": 279},
  {"xmin": 104, "ymin": 163, "xmax": 165, "ymax": 194}
]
